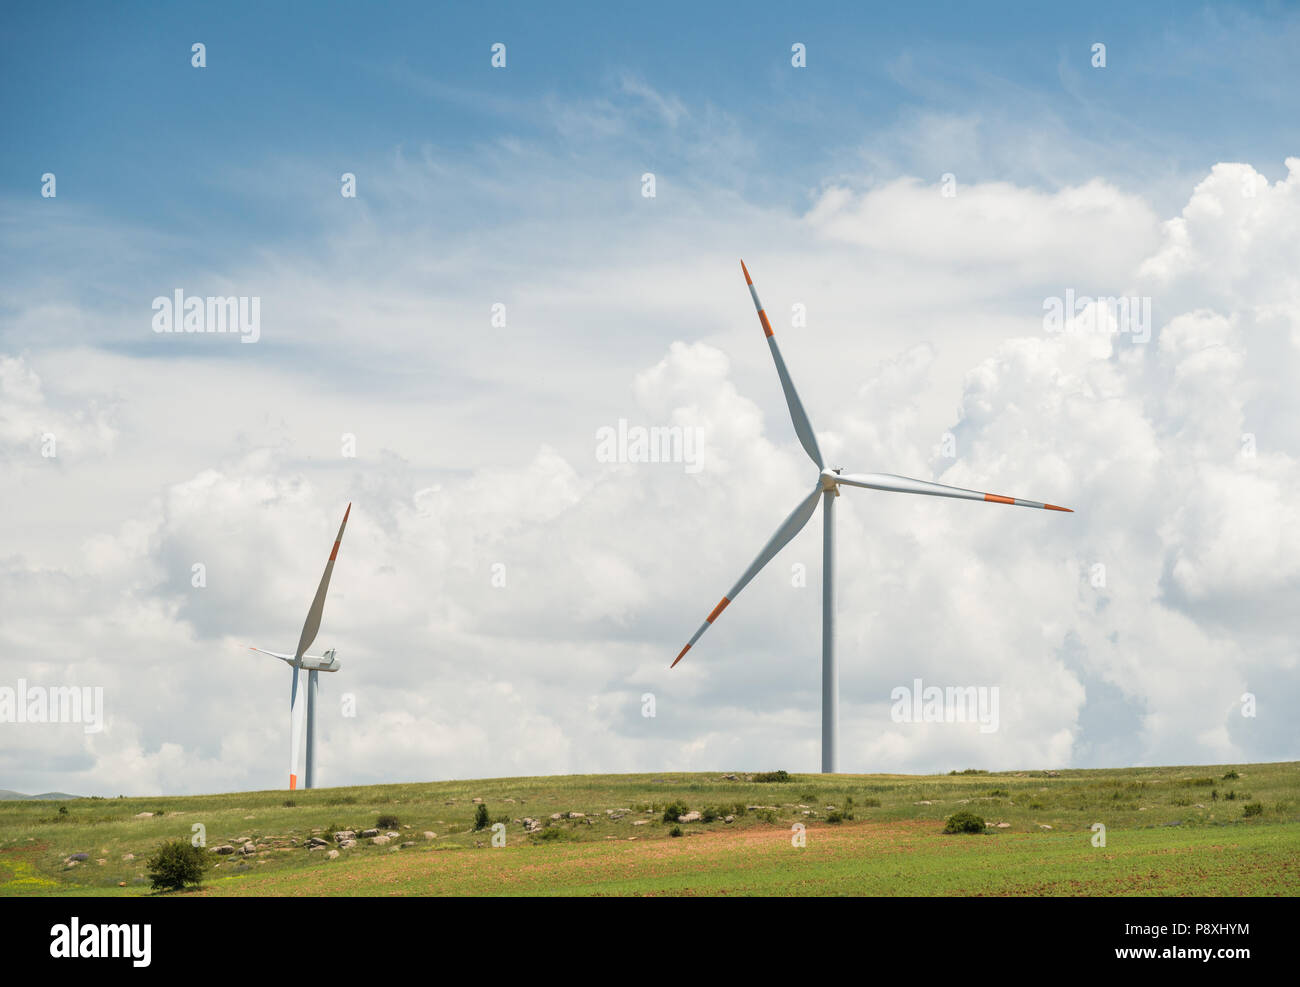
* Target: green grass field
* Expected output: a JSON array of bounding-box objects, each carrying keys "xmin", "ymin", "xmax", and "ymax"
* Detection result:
[{"xmin": 2, "ymin": 761, "xmax": 1296, "ymax": 896}]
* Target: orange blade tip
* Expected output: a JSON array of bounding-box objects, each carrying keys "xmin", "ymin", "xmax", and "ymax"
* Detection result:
[
  {"xmin": 1044, "ymin": 504, "xmax": 1073, "ymax": 512},
  {"xmin": 671, "ymin": 644, "xmax": 690, "ymax": 668},
  {"xmin": 740, "ymin": 259, "xmax": 752, "ymax": 284}
]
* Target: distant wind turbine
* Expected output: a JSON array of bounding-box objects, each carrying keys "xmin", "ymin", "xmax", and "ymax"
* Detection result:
[
  {"xmin": 249, "ymin": 504, "xmax": 351, "ymax": 790},
  {"xmin": 672, "ymin": 262, "xmax": 1072, "ymax": 773}
]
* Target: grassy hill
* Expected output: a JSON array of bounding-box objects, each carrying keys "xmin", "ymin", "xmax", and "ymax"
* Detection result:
[{"xmin": 1, "ymin": 761, "xmax": 1296, "ymax": 896}]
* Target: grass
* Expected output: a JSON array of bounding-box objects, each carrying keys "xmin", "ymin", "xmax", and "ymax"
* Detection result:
[{"xmin": 1, "ymin": 761, "xmax": 1296, "ymax": 896}]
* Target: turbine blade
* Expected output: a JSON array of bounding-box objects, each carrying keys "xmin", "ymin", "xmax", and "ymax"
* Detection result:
[
  {"xmin": 289, "ymin": 665, "xmax": 303, "ymax": 790},
  {"xmin": 741, "ymin": 260, "xmax": 824, "ymax": 469},
  {"xmin": 672, "ymin": 484, "xmax": 822, "ymax": 667},
  {"xmin": 294, "ymin": 503, "xmax": 351, "ymax": 662},
  {"xmin": 835, "ymin": 472, "xmax": 1073, "ymax": 512}
]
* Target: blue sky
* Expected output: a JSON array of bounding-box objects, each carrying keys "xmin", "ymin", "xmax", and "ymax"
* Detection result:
[{"xmin": 2, "ymin": 3, "xmax": 1299, "ymax": 793}]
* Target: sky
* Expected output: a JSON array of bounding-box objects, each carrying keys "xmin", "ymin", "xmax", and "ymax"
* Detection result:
[{"xmin": 1, "ymin": 2, "xmax": 1298, "ymax": 795}]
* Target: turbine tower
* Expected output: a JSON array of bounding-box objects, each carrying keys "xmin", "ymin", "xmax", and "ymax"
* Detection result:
[
  {"xmin": 249, "ymin": 503, "xmax": 351, "ymax": 789},
  {"xmin": 672, "ymin": 262, "xmax": 1072, "ymax": 773}
]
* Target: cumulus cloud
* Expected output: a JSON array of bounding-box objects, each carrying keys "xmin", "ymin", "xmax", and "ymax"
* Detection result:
[{"xmin": 2, "ymin": 152, "xmax": 1297, "ymax": 794}]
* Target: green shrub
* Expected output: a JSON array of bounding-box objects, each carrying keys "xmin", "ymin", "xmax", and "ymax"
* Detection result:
[
  {"xmin": 534, "ymin": 827, "xmax": 572, "ymax": 842},
  {"xmin": 146, "ymin": 839, "xmax": 209, "ymax": 891},
  {"xmin": 1243, "ymin": 802, "xmax": 1264, "ymax": 818},
  {"xmin": 377, "ymin": 814, "xmax": 399, "ymax": 829},
  {"xmin": 701, "ymin": 806, "xmax": 720, "ymax": 823},
  {"xmin": 942, "ymin": 811, "xmax": 986, "ymax": 834},
  {"xmin": 1223, "ymin": 770, "xmax": 1240, "ymax": 780},
  {"xmin": 949, "ymin": 769, "xmax": 988, "ymax": 775},
  {"xmin": 669, "ymin": 825, "xmax": 683, "ymax": 837},
  {"xmin": 662, "ymin": 800, "xmax": 689, "ymax": 823},
  {"xmin": 752, "ymin": 770, "xmax": 791, "ymax": 783},
  {"xmin": 987, "ymin": 788, "xmax": 1010, "ymax": 798},
  {"xmin": 473, "ymin": 804, "xmax": 490, "ymax": 830}
]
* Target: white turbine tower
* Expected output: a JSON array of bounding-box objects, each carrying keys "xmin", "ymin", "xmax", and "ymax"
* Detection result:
[
  {"xmin": 249, "ymin": 504, "xmax": 351, "ymax": 790},
  {"xmin": 672, "ymin": 262, "xmax": 1073, "ymax": 773}
]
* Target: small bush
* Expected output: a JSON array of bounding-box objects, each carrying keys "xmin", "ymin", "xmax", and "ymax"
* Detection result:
[
  {"xmin": 752, "ymin": 770, "xmax": 791, "ymax": 783},
  {"xmin": 701, "ymin": 806, "xmax": 720, "ymax": 823},
  {"xmin": 376, "ymin": 814, "xmax": 399, "ymax": 829},
  {"xmin": 756, "ymin": 809, "xmax": 777, "ymax": 824},
  {"xmin": 1189, "ymin": 777, "xmax": 1215, "ymax": 787},
  {"xmin": 942, "ymin": 811, "xmax": 986, "ymax": 834},
  {"xmin": 987, "ymin": 788, "xmax": 1010, "ymax": 798},
  {"xmin": 473, "ymin": 804, "xmax": 490, "ymax": 831},
  {"xmin": 534, "ymin": 827, "xmax": 572, "ymax": 842},
  {"xmin": 1225, "ymin": 790, "xmax": 1237, "ymax": 801},
  {"xmin": 146, "ymin": 839, "xmax": 209, "ymax": 891},
  {"xmin": 283, "ymin": 800, "xmax": 296, "ymax": 808},
  {"xmin": 949, "ymin": 769, "xmax": 988, "ymax": 775},
  {"xmin": 662, "ymin": 800, "xmax": 689, "ymax": 823},
  {"xmin": 1223, "ymin": 769, "xmax": 1240, "ymax": 780},
  {"xmin": 669, "ymin": 825, "xmax": 683, "ymax": 837},
  {"xmin": 1243, "ymin": 802, "xmax": 1264, "ymax": 818}
]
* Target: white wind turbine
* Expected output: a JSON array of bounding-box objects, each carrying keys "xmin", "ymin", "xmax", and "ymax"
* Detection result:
[
  {"xmin": 672, "ymin": 262, "xmax": 1072, "ymax": 773},
  {"xmin": 249, "ymin": 504, "xmax": 351, "ymax": 790}
]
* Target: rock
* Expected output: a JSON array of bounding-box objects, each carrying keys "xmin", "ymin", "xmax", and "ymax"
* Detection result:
[
  {"xmin": 307, "ymin": 837, "xmax": 330, "ymax": 848},
  {"xmin": 118, "ymin": 881, "xmax": 127, "ymax": 887},
  {"xmin": 550, "ymin": 813, "xmax": 562, "ymax": 820},
  {"xmin": 423, "ymin": 831, "xmax": 436, "ymax": 840},
  {"xmin": 333, "ymin": 830, "xmax": 356, "ymax": 842},
  {"xmin": 337, "ymin": 839, "xmax": 357, "ymax": 849},
  {"xmin": 567, "ymin": 812, "xmax": 585, "ymax": 819},
  {"xmin": 133, "ymin": 812, "xmax": 153, "ymax": 818},
  {"xmin": 96, "ymin": 858, "xmax": 107, "ymax": 866},
  {"xmin": 241, "ymin": 843, "xmax": 256, "ymax": 855},
  {"xmin": 996, "ymin": 822, "xmax": 1011, "ymax": 828},
  {"xmin": 472, "ymin": 797, "xmax": 483, "ymax": 804},
  {"xmin": 400, "ymin": 841, "xmax": 416, "ymax": 848},
  {"xmin": 63, "ymin": 861, "xmax": 79, "ymax": 870},
  {"xmin": 67, "ymin": 852, "xmax": 90, "ymax": 862},
  {"xmin": 360, "ymin": 829, "xmax": 379, "ymax": 838},
  {"xmin": 121, "ymin": 853, "xmax": 135, "ymax": 862},
  {"xmin": 371, "ymin": 835, "xmax": 390, "ymax": 846},
  {"xmin": 632, "ymin": 820, "xmax": 648, "ymax": 826},
  {"xmin": 326, "ymin": 850, "xmax": 339, "ymax": 860},
  {"xmin": 724, "ymin": 815, "xmax": 735, "ymax": 823},
  {"xmin": 1038, "ymin": 824, "xmax": 1053, "ymax": 830},
  {"xmin": 677, "ymin": 811, "xmax": 701, "ymax": 823},
  {"xmin": 385, "ymin": 831, "xmax": 400, "ymax": 838},
  {"xmin": 232, "ymin": 837, "xmax": 250, "ymax": 844},
  {"xmin": 213, "ymin": 845, "xmax": 236, "ymax": 855},
  {"xmin": 722, "ymin": 774, "xmax": 738, "ymax": 781}
]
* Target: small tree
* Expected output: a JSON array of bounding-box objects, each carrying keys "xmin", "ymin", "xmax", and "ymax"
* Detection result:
[
  {"xmin": 942, "ymin": 811, "xmax": 986, "ymax": 834},
  {"xmin": 146, "ymin": 839, "xmax": 210, "ymax": 891},
  {"xmin": 473, "ymin": 804, "xmax": 490, "ymax": 831}
]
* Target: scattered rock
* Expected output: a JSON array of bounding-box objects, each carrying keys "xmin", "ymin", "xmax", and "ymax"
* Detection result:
[
  {"xmin": 67, "ymin": 852, "xmax": 90, "ymax": 862},
  {"xmin": 722, "ymin": 774, "xmax": 738, "ymax": 781},
  {"xmin": 1038, "ymin": 824, "xmax": 1053, "ymax": 830},
  {"xmin": 677, "ymin": 811, "xmax": 701, "ymax": 823},
  {"xmin": 385, "ymin": 830, "xmax": 400, "ymax": 838},
  {"xmin": 423, "ymin": 831, "xmax": 437, "ymax": 840},
  {"xmin": 567, "ymin": 812, "xmax": 585, "ymax": 819},
  {"xmin": 337, "ymin": 839, "xmax": 357, "ymax": 849},
  {"xmin": 400, "ymin": 841, "xmax": 416, "ymax": 848},
  {"xmin": 306, "ymin": 837, "xmax": 330, "ymax": 848},
  {"xmin": 549, "ymin": 813, "xmax": 562, "ymax": 821},
  {"xmin": 213, "ymin": 845, "xmax": 236, "ymax": 855},
  {"xmin": 241, "ymin": 843, "xmax": 256, "ymax": 855},
  {"xmin": 371, "ymin": 835, "xmax": 390, "ymax": 846},
  {"xmin": 632, "ymin": 820, "xmax": 648, "ymax": 826},
  {"xmin": 996, "ymin": 822, "xmax": 1011, "ymax": 829},
  {"xmin": 333, "ymin": 831, "xmax": 356, "ymax": 842},
  {"xmin": 133, "ymin": 812, "xmax": 153, "ymax": 819},
  {"xmin": 472, "ymin": 797, "xmax": 483, "ymax": 804},
  {"xmin": 118, "ymin": 881, "xmax": 127, "ymax": 887},
  {"xmin": 121, "ymin": 853, "xmax": 135, "ymax": 862},
  {"xmin": 724, "ymin": 815, "xmax": 735, "ymax": 823},
  {"xmin": 360, "ymin": 828, "xmax": 379, "ymax": 838},
  {"xmin": 326, "ymin": 849, "xmax": 339, "ymax": 860}
]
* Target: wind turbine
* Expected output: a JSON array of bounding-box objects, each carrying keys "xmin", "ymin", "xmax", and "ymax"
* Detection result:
[
  {"xmin": 671, "ymin": 262, "xmax": 1072, "ymax": 773},
  {"xmin": 249, "ymin": 504, "xmax": 351, "ymax": 790}
]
